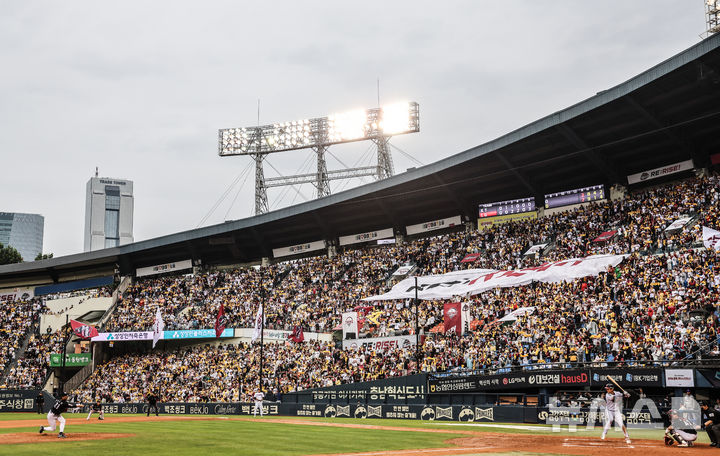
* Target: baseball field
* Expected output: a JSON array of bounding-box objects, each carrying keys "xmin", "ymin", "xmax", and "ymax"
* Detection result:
[{"xmin": 0, "ymin": 412, "xmax": 712, "ymax": 455}]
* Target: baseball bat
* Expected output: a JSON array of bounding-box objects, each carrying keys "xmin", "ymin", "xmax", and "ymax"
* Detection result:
[{"xmin": 607, "ymin": 376, "xmax": 628, "ymax": 395}]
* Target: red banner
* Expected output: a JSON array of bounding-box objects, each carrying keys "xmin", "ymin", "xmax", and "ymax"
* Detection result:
[
  {"xmin": 592, "ymin": 230, "xmax": 617, "ymax": 243},
  {"xmin": 443, "ymin": 302, "xmax": 462, "ymax": 334},
  {"xmin": 460, "ymin": 253, "xmax": 481, "ymax": 263},
  {"xmin": 215, "ymin": 304, "xmax": 227, "ymax": 338},
  {"xmin": 289, "ymin": 325, "xmax": 304, "ymax": 343},
  {"xmin": 70, "ymin": 320, "xmax": 99, "ymax": 340}
]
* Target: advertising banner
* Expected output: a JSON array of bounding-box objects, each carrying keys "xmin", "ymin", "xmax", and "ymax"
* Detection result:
[
  {"xmin": 91, "ymin": 328, "xmax": 234, "ymax": 342},
  {"xmin": 429, "ymin": 370, "xmax": 591, "ymax": 393},
  {"xmin": 406, "ymin": 215, "xmax": 461, "ymax": 236},
  {"xmin": 49, "ymin": 353, "xmax": 91, "ymax": 367},
  {"xmin": 342, "ymin": 335, "xmax": 417, "ymax": 352},
  {"xmin": 590, "ymin": 368, "xmax": 662, "ymax": 387},
  {"xmin": 339, "ymin": 228, "xmax": 394, "ymax": 246},
  {"xmin": 627, "ymin": 159, "xmax": 694, "ymax": 185},
  {"xmin": 301, "ymin": 374, "xmax": 427, "ymax": 404},
  {"xmin": 136, "ymin": 259, "xmax": 192, "ymax": 278},
  {"xmin": 272, "ymin": 240, "xmax": 326, "ymax": 258},
  {"xmin": 478, "ymin": 212, "xmax": 536, "ymax": 231},
  {"xmin": 365, "ymin": 255, "xmax": 625, "ymax": 301},
  {"xmin": 0, "ymin": 390, "xmax": 41, "ymax": 412},
  {"xmin": 0, "ymin": 287, "xmax": 34, "ymax": 303},
  {"xmin": 665, "ymin": 369, "xmax": 694, "ymax": 387}
]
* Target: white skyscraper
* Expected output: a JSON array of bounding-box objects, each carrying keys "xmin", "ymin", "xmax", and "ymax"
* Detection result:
[{"xmin": 84, "ymin": 176, "xmax": 134, "ymax": 252}]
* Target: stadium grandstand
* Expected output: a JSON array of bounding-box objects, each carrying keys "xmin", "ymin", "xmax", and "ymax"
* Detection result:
[{"xmin": 1, "ymin": 32, "xmax": 720, "ymax": 425}]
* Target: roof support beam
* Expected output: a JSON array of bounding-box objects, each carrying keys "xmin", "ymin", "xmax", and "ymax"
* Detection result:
[
  {"xmin": 492, "ymin": 151, "xmax": 540, "ymax": 199},
  {"xmin": 555, "ymin": 124, "xmax": 621, "ymax": 183}
]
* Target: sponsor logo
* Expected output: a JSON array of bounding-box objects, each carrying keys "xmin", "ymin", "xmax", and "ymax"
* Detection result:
[
  {"xmin": 640, "ymin": 172, "xmax": 649, "ymax": 181},
  {"xmin": 368, "ymin": 406, "xmax": 382, "ymax": 418},
  {"xmin": 336, "ymin": 405, "xmax": 350, "ymax": 417},
  {"xmin": 354, "ymin": 406, "xmax": 367, "ymax": 419},
  {"xmin": 446, "ymin": 308, "xmax": 458, "ymax": 319},
  {"xmin": 538, "ymin": 411, "xmax": 549, "ymax": 420},
  {"xmin": 214, "ymin": 404, "xmax": 237, "ymax": 414}
]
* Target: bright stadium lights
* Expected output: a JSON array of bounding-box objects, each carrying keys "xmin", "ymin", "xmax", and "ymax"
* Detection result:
[
  {"xmin": 218, "ymin": 102, "xmax": 420, "ymax": 156},
  {"xmin": 706, "ymin": 0, "xmax": 720, "ymax": 36}
]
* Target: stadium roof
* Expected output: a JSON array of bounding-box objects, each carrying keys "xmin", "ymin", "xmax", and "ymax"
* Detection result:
[{"xmin": 3, "ymin": 33, "xmax": 720, "ymax": 287}]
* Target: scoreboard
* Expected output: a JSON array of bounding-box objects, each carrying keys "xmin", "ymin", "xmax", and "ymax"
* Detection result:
[
  {"xmin": 544, "ymin": 184, "xmax": 604, "ymax": 209},
  {"xmin": 478, "ymin": 197, "xmax": 536, "ymax": 218}
]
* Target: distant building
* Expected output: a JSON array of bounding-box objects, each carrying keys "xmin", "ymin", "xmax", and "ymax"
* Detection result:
[
  {"xmin": 0, "ymin": 212, "xmax": 44, "ymax": 261},
  {"xmin": 84, "ymin": 176, "xmax": 134, "ymax": 252}
]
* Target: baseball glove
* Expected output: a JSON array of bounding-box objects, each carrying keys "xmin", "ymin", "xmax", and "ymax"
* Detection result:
[{"xmin": 664, "ymin": 435, "xmax": 674, "ymax": 446}]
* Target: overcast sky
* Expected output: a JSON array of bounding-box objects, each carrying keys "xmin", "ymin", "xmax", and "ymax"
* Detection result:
[{"xmin": 0, "ymin": 1, "xmax": 708, "ymax": 258}]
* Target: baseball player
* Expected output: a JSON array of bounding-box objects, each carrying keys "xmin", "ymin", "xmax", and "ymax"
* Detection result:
[
  {"xmin": 86, "ymin": 400, "xmax": 104, "ymax": 420},
  {"xmin": 664, "ymin": 409, "xmax": 699, "ymax": 447},
  {"xmin": 146, "ymin": 391, "xmax": 160, "ymax": 417},
  {"xmin": 253, "ymin": 389, "xmax": 265, "ymax": 417},
  {"xmin": 39, "ymin": 394, "xmax": 78, "ymax": 438},
  {"xmin": 600, "ymin": 384, "xmax": 631, "ymax": 443}
]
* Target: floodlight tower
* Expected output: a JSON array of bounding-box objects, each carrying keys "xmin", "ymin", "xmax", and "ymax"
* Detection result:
[
  {"xmin": 218, "ymin": 102, "xmax": 420, "ymax": 215},
  {"xmin": 707, "ymin": 0, "xmax": 720, "ymax": 36}
]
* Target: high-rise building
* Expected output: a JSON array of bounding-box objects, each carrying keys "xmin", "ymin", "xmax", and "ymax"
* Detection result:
[
  {"xmin": 0, "ymin": 212, "xmax": 44, "ymax": 261},
  {"xmin": 84, "ymin": 176, "xmax": 134, "ymax": 251}
]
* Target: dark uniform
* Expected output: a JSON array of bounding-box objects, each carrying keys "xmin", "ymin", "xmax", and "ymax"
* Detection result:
[
  {"xmin": 36, "ymin": 392, "xmax": 44, "ymax": 414},
  {"xmin": 39, "ymin": 396, "xmax": 77, "ymax": 438},
  {"xmin": 147, "ymin": 393, "xmax": 159, "ymax": 416},
  {"xmin": 701, "ymin": 403, "xmax": 720, "ymax": 446}
]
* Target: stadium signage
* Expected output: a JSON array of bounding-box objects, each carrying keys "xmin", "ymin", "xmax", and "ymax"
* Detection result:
[
  {"xmin": 590, "ymin": 369, "xmax": 662, "ymax": 387},
  {"xmin": 0, "ymin": 287, "xmax": 34, "ymax": 302},
  {"xmin": 365, "ymin": 254, "xmax": 626, "ymax": 301},
  {"xmin": 664, "ymin": 369, "xmax": 694, "ymax": 387},
  {"xmin": 430, "ymin": 370, "xmax": 592, "ymax": 392},
  {"xmin": 272, "ymin": 240, "xmax": 326, "ymax": 258},
  {"xmin": 406, "ymin": 215, "xmax": 461, "ymax": 236},
  {"xmin": 478, "ymin": 212, "xmax": 536, "ymax": 231},
  {"xmin": 165, "ymin": 328, "xmax": 233, "ymax": 339},
  {"xmin": 0, "ymin": 390, "xmax": 38, "ymax": 412},
  {"xmin": 626, "ymin": 159, "xmax": 694, "ymax": 185},
  {"xmin": 339, "ymin": 228, "xmax": 394, "ymax": 246},
  {"xmin": 342, "ymin": 335, "xmax": 416, "ymax": 352},
  {"xmin": 49, "ymin": 353, "xmax": 91, "ymax": 367},
  {"xmin": 91, "ymin": 328, "xmax": 237, "ymax": 342},
  {"xmin": 136, "ymin": 259, "xmax": 192, "ymax": 278}
]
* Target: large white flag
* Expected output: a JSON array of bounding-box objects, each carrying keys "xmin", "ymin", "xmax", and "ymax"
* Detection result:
[
  {"xmin": 152, "ymin": 308, "xmax": 164, "ymax": 348},
  {"xmin": 341, "ymin": 311, "xmax": 359, "ymax": 340},
  {"xmin": 252, "ymin": 303, "xmax": 264, "ymax": 343},
  {"xmin": 364, "ymin": 254, "xmax": 626, "ymax": 301},
  {"xmin": 703, "ymin": 226, "xmax": 720, "ymax": 251}
]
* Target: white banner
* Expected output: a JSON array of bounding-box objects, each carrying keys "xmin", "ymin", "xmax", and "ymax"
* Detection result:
[
  {"xmin": 342, "ymin": 311, "xmax": 359, "ymax": 340},
  {"xmin": 339, "ymin": 228, "xmax": 394, "ymax": 246},
  {"xmin": 406, "ymin": 215, "xmax": 461, "ymax": 236},
  {"xmin": 665, "ymin": 216, "xmax": 692, "ymax": 232},
  {"xmin": 343, "ymin": 335, "xmax": 416, "ymax": 352},
  {"xmin": 136, "ymin": 259, "xmax": 192, "ymax": 278},
  {"xmin": 665, "ymin": 369, "xmax": 694, "ymax": 387},
  {"xmin": 460, "ymin": 302, "xmax": 472, "ymax": 334},
  {"xmin": 0, "ymin": 287, "xmax": 34, "ymax": 303},
  {"xmin": 627, "ymin": 159, "xmax": 694, "ymax": 185},
  {"xmin": 152, "ymin": 309, "xmax": 164, "ymax": 348},
  {"xmin": 272, "ymin": 240, "xmax": 326, "ymax": 258},
  {"xmin": 91, "ymin": 331, "xmax": 154, "ymax": 342},
  {"xmin": 392, "ymin": 265, "xmax": 414, "ymax": 276},
  {"xmin": 703, "ymin": 226, "xmax": 720, "ymax": 251},
  {"xmin": 364, "ymin": 255, "xmax": 626, "ymax": 301},
  {"xmin": 252, "ymin": 304, "xmax": 264, "ymax": 343},
  {"xmin": 524, "ymin": 243, "xmax": 548, "ymax": 256},
  {"xmin": 498, "ymin": 306, "xmax": 536, "ymax": 322}
]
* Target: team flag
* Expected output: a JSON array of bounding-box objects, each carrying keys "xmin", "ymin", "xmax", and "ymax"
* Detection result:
[
  {"xmin": 443, "ymin": 302, "xmax": 462, "ymax": 334},
  {"xmin": 289, "ymin": 325, "xmax": 304, "ymax": 343},
  {"xmin": 152, "ymin": 308, "xmax": 164, "ymax": 348},
  {"xmin": 703, "ymin": 226, "xmax": 720, "ymax": 251},
  {"xmin": 70, "ymin": 320, "xmax": 99, "ymax": 339},
  {"xmin": 251, "ymin": 303, "xmax": 263, "ymax": 343},
  {"xmin": 215, "ymin": 304, "xmax": 227, "ymax": 337}
]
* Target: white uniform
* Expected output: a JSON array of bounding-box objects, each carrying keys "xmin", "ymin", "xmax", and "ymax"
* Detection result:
[
  {"xmin": 253, "ymin": 391, "xmax": 265, "ymax": 417},
  {"xmin": 601, "ymin": 390, "xmax": 630, "ymax": 440}
]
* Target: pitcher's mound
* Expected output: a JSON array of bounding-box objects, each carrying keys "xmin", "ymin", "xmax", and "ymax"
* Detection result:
[{"xmin": 2, "ymin": 432, "xmax": 134, "ymax": 444}]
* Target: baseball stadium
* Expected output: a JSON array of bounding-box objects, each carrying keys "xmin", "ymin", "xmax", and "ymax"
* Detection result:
[{"xmin": 3, "ymin": 7, "xmax": 720, "ymax": 456}]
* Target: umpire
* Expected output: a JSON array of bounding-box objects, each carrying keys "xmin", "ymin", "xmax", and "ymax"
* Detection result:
[
  {"xmin": 146, "ymin": 391, "xmax": 159, "ymax": 417},
  {"xmin": 36, "ymin": 392, "xmax": 44, "ymax": 414},
  {"xmin": 701, "ymin": 402, "xmax": 720, "ymax": 447}
]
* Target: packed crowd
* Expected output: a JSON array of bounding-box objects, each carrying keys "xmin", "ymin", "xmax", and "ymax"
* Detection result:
[
  {"xmin": 0, "ymin": 299, "xmax": 44, "ymax": 382},
  {"xmin": 3, "ymin": 331, "xmax": 65, "ymax": 388}
]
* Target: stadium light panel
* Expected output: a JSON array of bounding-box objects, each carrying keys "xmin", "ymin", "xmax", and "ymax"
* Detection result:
[{"xmin": 218, "ymin": 101, "xmax": 420, "ymax": 156}]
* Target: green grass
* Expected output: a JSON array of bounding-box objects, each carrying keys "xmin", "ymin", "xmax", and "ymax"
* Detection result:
[{"xmin": 0, "ymin": 412, "xmax": 706, "ymax": 456}]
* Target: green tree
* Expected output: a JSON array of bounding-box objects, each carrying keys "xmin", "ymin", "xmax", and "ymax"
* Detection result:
[
  {"xmin": 0, "ymin": 242, "xmax": 23, "ymax": 265},
  {"xmin": 35, "ymin": 252, "xmax": 54, "ymax": 261}
]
